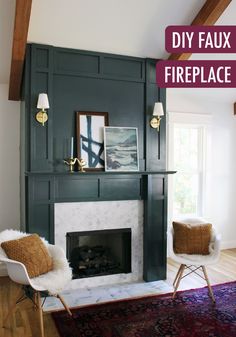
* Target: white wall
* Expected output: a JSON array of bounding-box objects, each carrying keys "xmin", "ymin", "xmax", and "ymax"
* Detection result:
[
  {"xmin": 167, "ymin": 88, "xmax": 236, "ymax": 249},
  {"xmin": 0, "ymin": 84, "xmax": 20, "ymax": 231}
]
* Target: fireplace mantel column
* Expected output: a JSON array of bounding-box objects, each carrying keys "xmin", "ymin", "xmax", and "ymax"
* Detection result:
[{"xmin": 143, "ymin": 174, "xmax": 167, "ymax": 281}]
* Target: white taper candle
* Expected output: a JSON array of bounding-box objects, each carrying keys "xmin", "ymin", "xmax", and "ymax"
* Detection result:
[{"xmin": 70, "ymin": 137, "xmax": 74, "ymax": 158}]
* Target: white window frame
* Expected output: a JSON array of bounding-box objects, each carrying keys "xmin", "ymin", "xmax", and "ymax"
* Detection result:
[{"xmin": 167, "ymin": 112, "xmax": 212, "ymax": 223}]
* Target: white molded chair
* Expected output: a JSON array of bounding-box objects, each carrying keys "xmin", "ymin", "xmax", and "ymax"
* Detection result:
[
  {"xmin": 0, "ymin": 230, "xmax": 73, "ymax": 337},
  {"xmin": 168, "ymin": 218, "xmax": 221, "ymax": 302}
]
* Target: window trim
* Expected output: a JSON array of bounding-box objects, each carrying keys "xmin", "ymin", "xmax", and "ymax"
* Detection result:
[{"xmin": 167, "ymin": 112, "xmax": 212, "ymax": 221}]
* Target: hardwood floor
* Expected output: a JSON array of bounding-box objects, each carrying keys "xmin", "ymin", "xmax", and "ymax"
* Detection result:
[{"xmin": 0, "ymin": 248, "xmax": 236, "ymax": 337}]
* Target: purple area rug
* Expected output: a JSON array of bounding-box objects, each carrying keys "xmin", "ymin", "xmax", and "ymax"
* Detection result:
[{"xmin": 52, "ymin": 281, "xmax": 236, "ymax": 337}]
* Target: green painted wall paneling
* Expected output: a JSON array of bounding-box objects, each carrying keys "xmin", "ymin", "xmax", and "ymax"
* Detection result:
[
  {"xmin": 21, "ymin": 43, "xmax": 171, "ymax": 281},
  {"xmin": 53, "ymin": 75, "xmax": 145, "ymax": 172},
  {"xmin": 26, "ymin": 175, "xmax": 54, "ymax": 241},
  {"xmin": 145, "ymin": 59, "xmax": 166, "ymax": 171},
  {"xmin": 29, "ymin": 45, "xmax": 54, "ymax": 172},
  {"xmin": 55, "ymin": 176, "xmax": 99, "ymax": 202}
]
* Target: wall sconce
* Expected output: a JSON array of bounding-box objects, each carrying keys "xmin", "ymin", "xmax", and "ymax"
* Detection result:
[
  {"xmin": 150, "ymin": 102, "xmax": 164, "ymax": 132},
  {"xmin": 36, "ymin": 93, "xmax": 50, "ymax": 126}
]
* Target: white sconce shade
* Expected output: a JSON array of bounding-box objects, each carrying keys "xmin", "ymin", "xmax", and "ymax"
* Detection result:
[
  {"xmin": 153, "ymin": 102, "xmax": 164, "ymax": 116},
  {"xmin": 37, "ymin": 93, "xmax": 49, "ymax": 109}
]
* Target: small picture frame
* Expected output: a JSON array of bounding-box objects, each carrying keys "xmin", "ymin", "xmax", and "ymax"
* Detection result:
[
  {"xmin": 104, "ymin": 127, "xmax": 139, "ymax": 172},
  {"xmin": 76, "ymin": 112, "xmax": 109, "ymax": 170}
]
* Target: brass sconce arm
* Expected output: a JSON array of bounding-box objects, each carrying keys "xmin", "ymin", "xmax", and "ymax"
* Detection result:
[
  {"xmin": 150, "ymin": 116, "xmax": 162, "ymax": 132},
  {"xmin": 36, "ymin": 109, "xmax": 48, "ymax": 126}
]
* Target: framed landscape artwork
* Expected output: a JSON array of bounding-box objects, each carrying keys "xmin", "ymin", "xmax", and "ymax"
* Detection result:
[
  {"xmin": 76, "ymin": 112, "xmax": 109, "ymax": 170},
  {"xmin": 104, "ymin": 127, "xmax": 139, "ymax": 172}
]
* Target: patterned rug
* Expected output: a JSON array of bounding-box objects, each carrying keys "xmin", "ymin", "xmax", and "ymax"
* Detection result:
[{"xmin": 52, "ymin": 281, "xmax": 236, "ymax": 337}]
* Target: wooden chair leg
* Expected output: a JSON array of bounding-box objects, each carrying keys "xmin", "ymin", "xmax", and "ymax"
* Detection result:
[
  {"xmin": 202, "ymin": 266, "xmax": 215, "ymax": 303},
  {"xmin": 3, "ymin": 286, "xmax": 23, "ymax": 327},
  {"xmin": 56, "ymin": 294, "xmax": 72, "ymax": 316},
  {"xmin": 173, "ymin": 264, "xmax": 185, "ymax": 298},
  {"xmin": 33, "ymin": 292, "xmax": 37, "ymax": 311},
  {"xmin": 173, "ymin": 264, "xmax": 183, "ymax": 287},
  {"xmin": 37, "ymin": 292, "xmax": 45, "ymax": 337}
]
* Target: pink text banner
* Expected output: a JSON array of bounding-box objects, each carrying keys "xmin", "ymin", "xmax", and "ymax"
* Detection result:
[
  {"xmin": 156, "ymin": 60, "xmax": 236, "ymax": 88},
  {"xmin": 166, "ymin": 26, "xmax": 236, "ymax": 53}
]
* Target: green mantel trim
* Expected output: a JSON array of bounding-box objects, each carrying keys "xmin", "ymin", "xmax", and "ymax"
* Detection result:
[{"xmin": 25, "ymin": 171, "xmax": 176, "ymax": 176}]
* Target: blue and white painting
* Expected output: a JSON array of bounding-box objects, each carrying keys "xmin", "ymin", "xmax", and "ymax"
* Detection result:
[
  {"xmin": 104, "ymin": 127, "xmax": 139, "ymax": 171},
  {"xmin": 80, "ymin": 115, "xmax": 106, "ymax": 169}
]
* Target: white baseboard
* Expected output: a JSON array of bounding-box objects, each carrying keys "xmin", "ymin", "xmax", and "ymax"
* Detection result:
[{"xmin": 221, "ymin": 240, "xmax": 236, "ymax": 250}]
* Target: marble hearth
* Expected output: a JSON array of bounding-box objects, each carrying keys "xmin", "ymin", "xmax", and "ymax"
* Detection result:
[{"xmin": 55, "ymin": 200, "xmax": 143, "ymax": 289}]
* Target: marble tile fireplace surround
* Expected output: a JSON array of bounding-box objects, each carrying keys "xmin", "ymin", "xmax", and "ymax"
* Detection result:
[{"xmin": 55, "ymin": 200, "xmax": 143, "ymax": 289}]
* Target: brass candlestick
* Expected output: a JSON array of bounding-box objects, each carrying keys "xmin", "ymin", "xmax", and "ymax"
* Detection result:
[
  {"xmin": 63, "ymin": 158, "xmax": 77, "ymax": 172},
  {"xmin": 77, "ymin": 158, "xmax": 86, "ymax": 172}
]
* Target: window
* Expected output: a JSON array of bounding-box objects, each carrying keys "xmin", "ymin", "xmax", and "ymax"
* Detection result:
[{"xmin": 168, "ymin": 112, "xmax": 211, "ymax": 219}]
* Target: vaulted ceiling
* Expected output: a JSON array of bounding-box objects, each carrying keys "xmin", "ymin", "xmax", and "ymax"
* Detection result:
[
  {"xmin": 28, "ymin": 0, "xmax": 206, "ymax": 59},
  {"xmin": 0, "ymin": 0, "xmax": 207, "ymax": 84}
]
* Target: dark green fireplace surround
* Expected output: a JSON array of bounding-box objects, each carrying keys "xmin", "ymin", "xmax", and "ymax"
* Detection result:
[{"xmin": 21, "ymin": 43, "xmax": 174, "ymax": 282}]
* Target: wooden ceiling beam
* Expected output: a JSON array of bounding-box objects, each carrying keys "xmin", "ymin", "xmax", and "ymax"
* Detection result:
[
  {"xmin": 168, "ymin": 0, "xmax": 232, "ymax": 61},
  {"xmin": 8, "ymin": 0, "xmax": 32, "ymax": 101}
]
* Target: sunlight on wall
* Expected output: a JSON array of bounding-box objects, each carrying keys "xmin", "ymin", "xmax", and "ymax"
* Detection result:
[
  {"xmin": 0, "ymin": 84, "xmax": 20, "ymax": 231},
  {"xmin": 167, "ymin": 88, "xmax": 236, "ymax": 249}
]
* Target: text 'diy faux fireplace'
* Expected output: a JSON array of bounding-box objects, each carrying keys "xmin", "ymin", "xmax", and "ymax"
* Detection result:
[{"xmin": 66, "ymin": 228, "xmax": 132, "ymax": 279}]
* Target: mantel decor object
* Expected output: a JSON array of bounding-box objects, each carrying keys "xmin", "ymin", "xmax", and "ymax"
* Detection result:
[
  {"xmin": 77, "ymin": 158, "xmax": 86, "ymax": 172},
  {"xmin": 63, "ymin": 158, "xmax": 77, "ymax": 172},
  {"xmin": 150, "ymin": 102, "xmax": 164, "ymax": 132},
  {"xmin": 76, "ymin": 111, "xmax": 109, "ymax": 171},
  {"xmin": 36, "ymin": 93, "xmax": 50, "ymax": 126},
  {"xmin": 104, "ymin": 127, "xmax": 139, "ymax": 172},
  {"xmin": 63, "ymin": 158, "xmax": 86, "ymax": 173}
]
